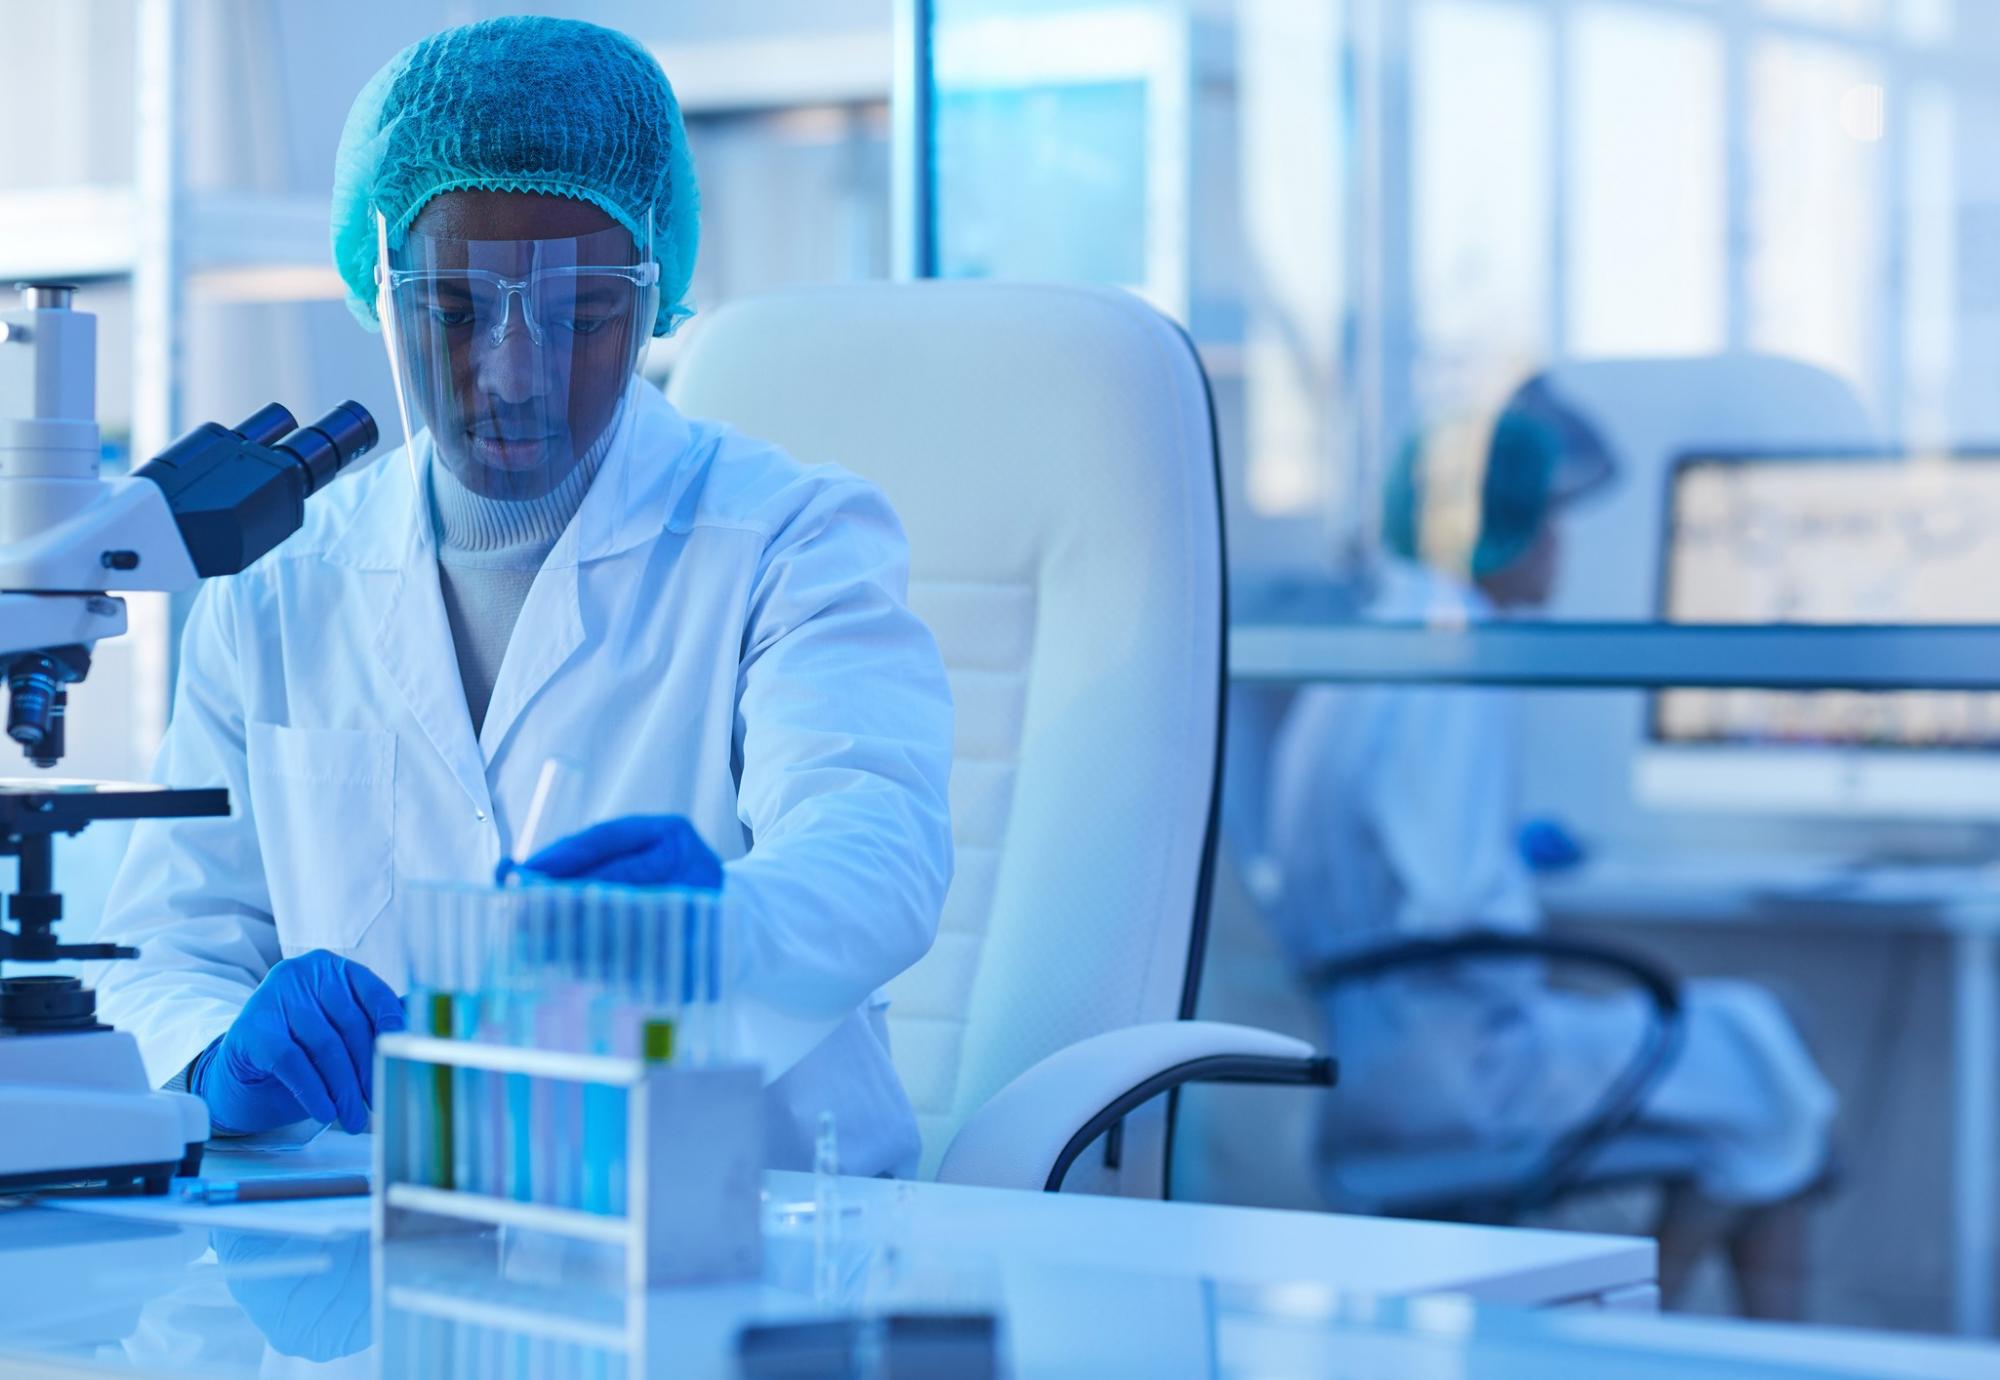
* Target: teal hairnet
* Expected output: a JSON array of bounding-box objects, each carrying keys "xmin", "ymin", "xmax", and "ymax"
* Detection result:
[
  {"xmin": 1384, "ymin": 380, "xmax": 1614, "ymax": 579},
  {"xmin": 330, "ymin": 16, "xmax": 699, "ymax": 338},
  {"xmin": 1469, "ymin": 411, "xmax": 1562, "ymax": 577}
]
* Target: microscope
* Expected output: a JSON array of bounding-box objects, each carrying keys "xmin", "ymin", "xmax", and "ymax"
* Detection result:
[{"xmin": 0, "ymin": 283, "xmax": 378, "ymax": 1194}]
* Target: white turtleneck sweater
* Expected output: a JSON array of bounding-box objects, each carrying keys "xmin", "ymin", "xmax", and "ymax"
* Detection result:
[{"xmin": 428, "ymin": 433, "xmax": 611, "ymax": 734}]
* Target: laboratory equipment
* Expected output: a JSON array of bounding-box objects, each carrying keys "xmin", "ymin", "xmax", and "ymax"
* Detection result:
[
  {"xmin": 513, "ymin": 756, "xmax": 582, "ymax": 869},
  {"xmin": 0, "ymin": 281, "xmax": 380, "ymax": 1195},
  {"xmin": 375, "ymin": 880, "xmax": 762, "ymax": 1287},
  {"xmin": 1642, "ymin": 449, "xmax": 2000, "ymax": 818},
  {"xmin": 181, "ymin": 1173, "xmax": 370, "ymax": 1203}
]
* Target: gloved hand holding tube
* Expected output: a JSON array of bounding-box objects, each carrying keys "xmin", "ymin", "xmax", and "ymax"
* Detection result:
[
  {"xmin": 503, "ymin": 814, "xmax": 723, "ymax": 888},
  {"xmin": 188, "ymin": 950, "xmax": 406, "ymax": 1135}
]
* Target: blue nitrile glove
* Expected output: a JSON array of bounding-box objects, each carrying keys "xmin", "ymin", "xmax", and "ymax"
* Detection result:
[
  {"xmin": 189, "ymin": 950, "xmax": 406, "ymax": 1135},
  {"xmin": 1519, "ymin": 817, "xmax": 1588, "ymax": 873},
  {"xmin": 504, "ymin": 814, "xmax": 724, "ymax": 888}
]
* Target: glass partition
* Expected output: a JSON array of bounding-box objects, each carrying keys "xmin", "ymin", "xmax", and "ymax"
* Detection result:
[
  {"xmin": 929, "ymin": 0, "xmax": 2000, "ymax": 619},
  {"xmin": 930, "ymin": 0, "xmax": 2000, "ymax": 1339}
]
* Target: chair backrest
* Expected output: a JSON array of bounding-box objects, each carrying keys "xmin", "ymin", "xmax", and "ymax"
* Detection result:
[{"xmin": 668, "ymin": 282, "xmax": 1227, "ymax": 1189}]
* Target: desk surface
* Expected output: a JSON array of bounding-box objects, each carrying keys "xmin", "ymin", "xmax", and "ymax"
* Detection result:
[
  {"xmin": 0, "ymin": 1203, "xmax": 1989, "ymax": 1379},
  {"xmin": 0, "ymin": 1131, "xmax": 1653, "ymax": 1377},
  {"xmin": 1541, "ymin": 854, "xmax": 2000, "ymax": 931},
  {"xmin": 0, "ymin": 1138, "xmax": 1992, "ymax": 1377},
  {"xmin": 16, "ymin": 1130, "xmax": 1655, "ymax": 1307}
]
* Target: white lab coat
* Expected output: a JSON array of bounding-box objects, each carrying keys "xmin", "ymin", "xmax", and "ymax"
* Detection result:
[
  {"xmin": 92, "ymin": 381, "xmax": 955, "ymax": 1177},
  {"xmin": 1265, "ymin": 561, "xmax": 1835, "ymax": 1206}
]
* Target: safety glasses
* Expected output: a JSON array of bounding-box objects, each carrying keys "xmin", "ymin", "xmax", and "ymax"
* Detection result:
[{"xmin": 374, "ymin": 206, "xmax": 660, "ymax": 507}]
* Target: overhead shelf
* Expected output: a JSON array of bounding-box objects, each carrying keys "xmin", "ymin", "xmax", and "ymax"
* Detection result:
[
  {"xmin": 0, "ymin": 186, "xmax": 339, "ymax": 291},
  {"xmin": 654, "ymin": 30, "xmax": 891, "ymax": 113},
  {"xmin": 0, "ymin": 186, "xmax": 138, "ymax": 280}
]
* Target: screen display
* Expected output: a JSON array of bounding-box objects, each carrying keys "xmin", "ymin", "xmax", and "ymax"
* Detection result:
[{"xmin": 1656, "ymin": 454, "xmax": 2000, "ymax": 750}]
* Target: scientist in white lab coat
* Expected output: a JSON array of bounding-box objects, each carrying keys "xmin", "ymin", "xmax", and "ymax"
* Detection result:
[
  {"xmin": 1267, "ymin": 382, "xmax": 1836, "ymax": 1317},
  {"xmin": 92, "ymin": 17, "xmax": 953, "ymax": 1178}
]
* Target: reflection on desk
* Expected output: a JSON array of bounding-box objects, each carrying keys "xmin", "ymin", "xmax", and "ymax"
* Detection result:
[
  {"xmin": 0, "ymin": 1196, "xmax": 1991, "ymax": 1378},
  {"xmin": 0, "ymin": 1137, "xmax": 1659, "ymax": 1376}
]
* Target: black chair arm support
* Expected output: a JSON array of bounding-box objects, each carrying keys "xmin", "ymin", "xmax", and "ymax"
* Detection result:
[
  {"xmin": 1045, "ymin": 1052, "xmax": 1337, "ymax": 1193},
  {"xmin": 1306, "ymin": 930, "xmax": 1688, "ymax": 1215}
]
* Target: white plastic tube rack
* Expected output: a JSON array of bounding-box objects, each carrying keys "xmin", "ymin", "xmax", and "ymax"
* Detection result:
[{"xmin": 374, "ymin": 1032, "xmax": 763, "ymax": 1289}]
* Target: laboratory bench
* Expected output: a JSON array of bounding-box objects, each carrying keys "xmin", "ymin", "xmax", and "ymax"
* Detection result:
[{"xmin": 2, "ymin": 1132, "xmax": 1997, "ymax": 1376}]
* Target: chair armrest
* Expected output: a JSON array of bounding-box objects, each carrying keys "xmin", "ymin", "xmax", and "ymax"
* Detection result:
[{"xmin": 935, "ymin": 1020, "xmax": 1334, "ymax": 1193}]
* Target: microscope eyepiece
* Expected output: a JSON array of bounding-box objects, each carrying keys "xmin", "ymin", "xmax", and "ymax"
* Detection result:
[
  {"xmin": 231, "ymin": 403, "xmax": 298, "ymax": 448},
  {"xmin": 275, "ymin": 401, "xmax": 378, "ymax": 495}
]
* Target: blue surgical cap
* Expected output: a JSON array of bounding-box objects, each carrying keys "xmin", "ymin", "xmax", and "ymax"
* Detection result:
[
  {"xmin": 1470, "ymin": 411, "xmax": 1563, "ymax": 577},
  {"xmin": 330, "ymin": 16, "xmax": 699, "ymax": 338},
  {"xmin": 1384, "ymin": 406, "xmax": 1577, "ymax": 578}
]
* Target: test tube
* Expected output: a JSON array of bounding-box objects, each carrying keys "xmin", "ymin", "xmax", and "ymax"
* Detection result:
[
  {"xmin": 429, "ymin": 990, "xmax": 455, "ymax": 1191},
  {"xmin": 607, "ymin": 888, "xmax": 637, "ymax": 1217},
  {"xmin": 581, "ymin": 893, "xmax": 606, "ymax": 1211},
  {"xmin": 521, "ymin": 888, "xmax": 551, "ymax": 1206},
  {"xmin": 813, "ymin": 1110, "xmax": 840, "ymax": 1304},
  {"xmin": 584, "ymin": 1004, "xmax": 612, "ymax": 1208},
  {"xmin": 691, "ymin": 889, "xmax": 718, "ymax": 1065},
  {"xmin": 453, "ymin": 990, "xmax": 481, "ymax": 1195},
  {"xmin": 475, "ymin": 898, "xmax": 508, "ymax": 1199},
  {"xmin": 706, "ymin": 890, "xmax": 723, "ymax": 1056},
  {"xmin": 448, "ymin": 890, "xmax": 481, "ymax": 1195},
  {"xmin": 569, "ymin": 995, "xmax": 590, "ymax": 1210},
  {"xmin": 531, "ymin": 984, "xmax": 565, "ymax": 1207},
  {"xmin": 399, "ymin": 979, "xmax": 429, "ymax": 1188},
  {"xmin": 673, "ymin": 892, "xmax": 698, "ymax": 1064},
  {"xmin": 507, "ymin": 755, "xmax": 585, "ymax": 882},
  {"xmin": 502, "ymin": 890, "xmax": 536, "ymax": 1203}
]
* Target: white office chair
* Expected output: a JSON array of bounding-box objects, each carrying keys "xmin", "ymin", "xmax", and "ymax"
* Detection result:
[{"xmin": 668, "ymin": 282, "xmax": 1331, "ymax": 1196}]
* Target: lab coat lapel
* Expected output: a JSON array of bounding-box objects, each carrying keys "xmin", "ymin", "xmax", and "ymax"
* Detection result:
[
  {"xmin": 474, "ymin": 383, "xmax": 697, "ymax": 762},
  {"xmin": 371, "ymin": 517, "xmax": 495, "ymax": 820},
  {"xmin": 477, "ymin": 552, "xmax": 584, "ymax": 763}
]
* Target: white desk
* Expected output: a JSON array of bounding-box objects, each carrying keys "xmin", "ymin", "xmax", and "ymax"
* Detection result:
[
  {"xmin": 5, "ymin": 1177, "xmax": 1996, "ymax": 1377},
  {"xmin": 1542, "ymin": 856, "xmax": 2000, "ymax": 1338},
  {"xmin": 0, "ymin": 1132, "xmax": 1656, "ymax": 1374}
]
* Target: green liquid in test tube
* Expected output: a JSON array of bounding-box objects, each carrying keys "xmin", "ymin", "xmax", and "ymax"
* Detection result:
[{"xmin": 429, "ymin": 991, "xmax": 454, "ymax": 1191}]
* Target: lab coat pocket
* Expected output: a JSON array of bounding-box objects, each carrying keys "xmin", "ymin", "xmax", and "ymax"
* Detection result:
[{"xmin": 245, "ymin": 721, "xmax": 396, "ymax": 954}]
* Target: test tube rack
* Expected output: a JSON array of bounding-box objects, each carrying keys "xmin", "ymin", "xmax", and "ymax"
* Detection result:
[{"xmin": 374, "ymin": 1033, "xmax": 763, "ymax": 1289}]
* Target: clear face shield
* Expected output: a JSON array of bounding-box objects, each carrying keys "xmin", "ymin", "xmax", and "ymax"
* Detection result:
[{"xmin": 375, "ymin": 208, "xmax": 660, "ymax": 509}]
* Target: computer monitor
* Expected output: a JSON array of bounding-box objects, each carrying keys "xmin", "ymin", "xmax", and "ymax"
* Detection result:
[{"xmin": 1637, "ymin": 449, "xmax": 2000, "ymax": 818}]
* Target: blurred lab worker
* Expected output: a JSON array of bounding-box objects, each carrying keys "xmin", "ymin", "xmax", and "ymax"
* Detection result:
[
  {"xmin": 92, "ymin": 18, "xmax": 953, "ymax": 1177},
  {"xmin": 1265, "ymin": 380, "xmax": 1837, "ymax": 1317}
]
